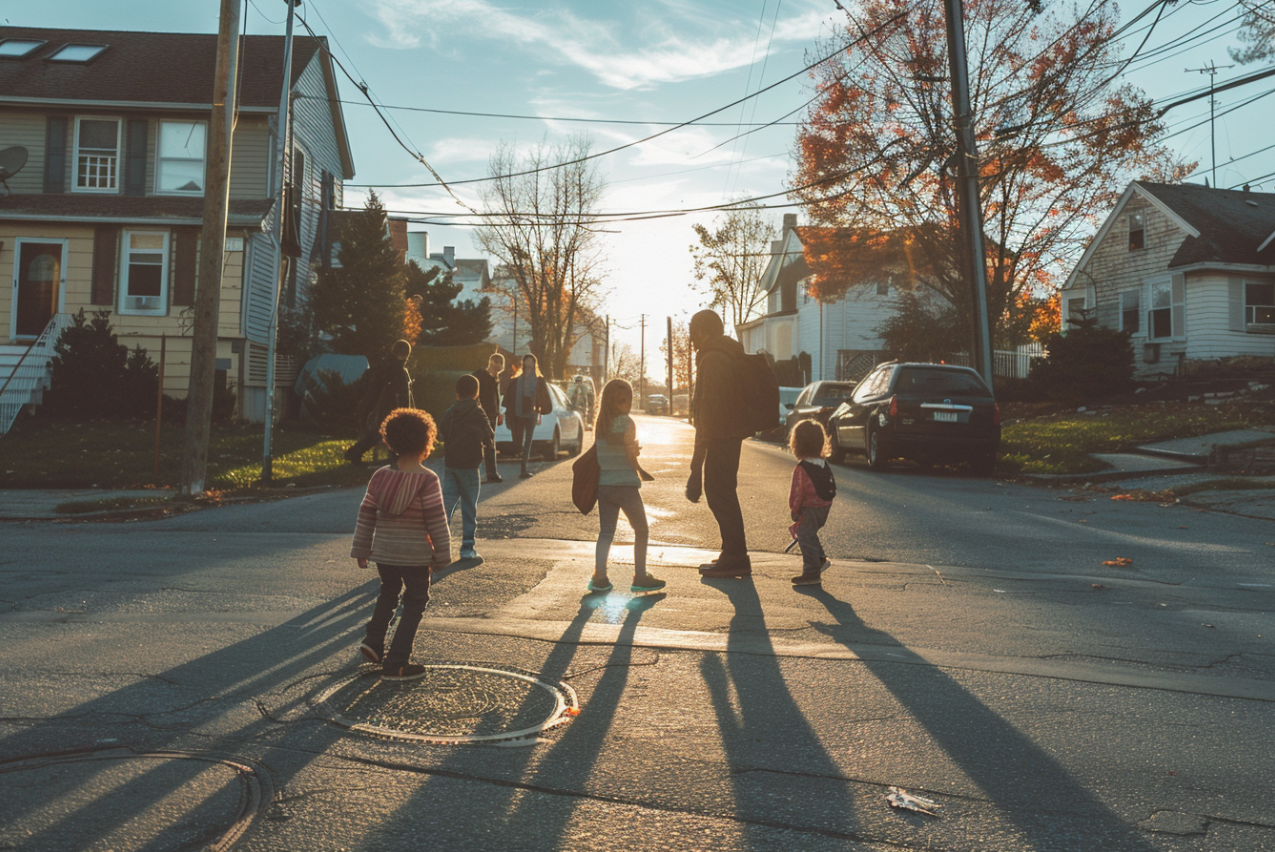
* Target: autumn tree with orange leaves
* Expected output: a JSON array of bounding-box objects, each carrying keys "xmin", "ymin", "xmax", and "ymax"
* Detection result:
[{"xmin": 793, "ymin": 0, "xmax": 1190, "ymax": 347}]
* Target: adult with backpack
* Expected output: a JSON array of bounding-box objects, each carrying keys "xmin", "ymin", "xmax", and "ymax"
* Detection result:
[
  {"xmin": 345, "ymin": 339, "xmax": 415, "ymax": 465},
  {"xmin": 685, "ymin": 309, "xmax": 778, "ymax": 578}
]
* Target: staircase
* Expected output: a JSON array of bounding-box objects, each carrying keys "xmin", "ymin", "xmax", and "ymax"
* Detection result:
[{"xmin": 0, "ymin": 313, "xmax": 71, "ymax": 436}]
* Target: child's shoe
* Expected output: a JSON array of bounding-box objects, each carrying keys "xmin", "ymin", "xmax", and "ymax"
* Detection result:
[
  {"xmin": 460, "ymin": 546, "xmax": 480, "ymax": 561},
  {"xmin": 791, "ymin": 572, "xmax": 822, "ymax": 586},
  {"xmin": 358, "ymin": 642, "xmax": 383, "ymax": 664},
  {"xmin": 586, "ymin": 578, "xmax": 613, "ymax": 593},
  {"xmin": 630, "ymin": 575, "xmax": 667, "ymax": 595},
  {"xmin": 381, "ymin": 663, "xmax": 427, "ymax": 681}
]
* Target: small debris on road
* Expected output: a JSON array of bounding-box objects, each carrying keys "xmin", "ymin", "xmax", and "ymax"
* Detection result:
[
  {"xmin": 887, "ymin": 787, "xmax": 940, "ymax": 817},
  {"xmin": 1102, "ymin": 557, "xmax": 1134, "ymax": 567},
  {"xmin": 1092, "ymin": 584, "xmax": 1107, "ymax": 590},
  {"xmin": 1201, "ymin": 623, "xmax": 1214, "ymax": 628}
]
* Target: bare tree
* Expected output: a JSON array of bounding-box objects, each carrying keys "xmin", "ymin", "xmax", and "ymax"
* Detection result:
[
  {"xmin": 1230, "ymin": 1, "xmax": 1275, "ymax": 65},
  {"xmin": 690, "ymin": 204, "xmax": 777, "ymax": 335},
  {"xmin": 608, "ymin": 340, "xmax": 644, "ymax": 388},
  {"xmin": 474, "ymin": 136, "xmax": 606, "ymax": 380}
]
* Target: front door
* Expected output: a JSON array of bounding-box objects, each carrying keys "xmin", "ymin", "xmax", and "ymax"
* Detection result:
[{"xmin": 12, "ymin": 240, "xmax": 65, "ymax": 339}]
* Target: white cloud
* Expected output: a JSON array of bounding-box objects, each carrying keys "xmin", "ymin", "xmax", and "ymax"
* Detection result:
[
  {"xmin": 425, "ymin": 137, "xmax": 500, "ymax": 165},
  {"xmin": 366, "ymin": 0, "xmax": 833, "ymax": 90}
]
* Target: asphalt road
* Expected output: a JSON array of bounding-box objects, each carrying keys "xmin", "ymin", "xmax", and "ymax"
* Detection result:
[{"xmin": 0, "ymin": 413, "xmax": 1272, "ymax": 851}]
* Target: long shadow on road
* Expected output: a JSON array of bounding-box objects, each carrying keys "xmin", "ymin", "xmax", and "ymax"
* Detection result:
[{"xmin": 802, "ymin": 586, "xmax": 1161, "ymax": 851}]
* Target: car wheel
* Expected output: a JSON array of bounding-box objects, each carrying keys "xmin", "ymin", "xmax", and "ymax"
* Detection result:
[
  {"xmin": 828, "ymin": 426, "xmax": 847, "ymax": 464},
  {"xmin": 970, "ymin": 450, "xmax": 997, "ymax": 477},
  {"xmin": 542, "ymin": 428, "xmax": 560, "ymax": 461},
  {"xmin": 866, "ymin": 426, "xmax": 888, "ymax": 471},
  {"xmin": 567, "ymin": 424, "xmax": 583, "ymax": 457}
]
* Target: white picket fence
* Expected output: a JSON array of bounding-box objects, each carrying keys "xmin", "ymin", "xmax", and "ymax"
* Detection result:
[
  {"xmin": 0, "ymin": 313, "xmax": 72, "ymax": 436},
  {"xmin": 945, "ymin": 343, "xmax": 1045, "ymax": 379}
]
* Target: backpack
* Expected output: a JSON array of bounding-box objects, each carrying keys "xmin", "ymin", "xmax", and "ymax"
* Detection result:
[
  {"xmin": 739, "ymin": 352, "xmax": 780, "ymax": 433},
  {"xmin": 799, "ymin": 460, "xmax": 837, "ymax": 501}
]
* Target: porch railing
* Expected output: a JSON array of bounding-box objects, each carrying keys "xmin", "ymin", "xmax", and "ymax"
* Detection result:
[{"xmin": 0, "ymin": 313, "xmax": 72, "ymax": 436}]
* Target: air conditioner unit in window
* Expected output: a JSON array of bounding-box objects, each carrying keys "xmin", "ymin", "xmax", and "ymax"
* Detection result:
[
  {"xmin": 1143, "ymin": 342, "xmax": 1160, "ymax": 364},
  {"xmin": 128, "ymin": 296, "xmax": 159, "ymax": 310}
]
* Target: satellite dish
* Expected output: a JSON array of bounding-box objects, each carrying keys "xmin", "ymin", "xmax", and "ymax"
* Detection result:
[{"xmin": 0, "ymin": 146, "xmax": 29, "ymax": 196}]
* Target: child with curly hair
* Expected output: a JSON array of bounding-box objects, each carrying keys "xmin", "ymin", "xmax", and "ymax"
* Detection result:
[{"xmin": 788, "ymin": 420, "xmax": 836, "ymax": 587}]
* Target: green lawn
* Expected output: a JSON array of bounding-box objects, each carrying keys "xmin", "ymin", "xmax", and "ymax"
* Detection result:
[
  {"xmin": 998, "ymin": 401, "xmax": 1274, "ymax": 476},
  {"xmin": 0, "ymin": 418, "xmax": 380, "ymax": 491}
]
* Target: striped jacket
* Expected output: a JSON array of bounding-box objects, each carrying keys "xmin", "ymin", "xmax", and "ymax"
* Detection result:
[{"xmin": 351, "ymin": 467, "xmax": 452, "ymax": 567}]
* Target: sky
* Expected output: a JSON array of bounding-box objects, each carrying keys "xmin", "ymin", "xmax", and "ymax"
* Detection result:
[{"xmin": 8, "ymin": 0, "xmax": 1273, "ymax": 372}]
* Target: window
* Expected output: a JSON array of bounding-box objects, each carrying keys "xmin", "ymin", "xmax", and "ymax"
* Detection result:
[
  {"xmin": 1128, "ymin": 211, "xmax": 1145, "ymax": 251},
  {"xmin": 49, "ymin": 43, "xmax": 108, "ymax": 63},
  {"xmin": 119, "ymin": 231, "xmax": 169, "ymax": 315},
  {"xmin": 157, "ymin": 120, "xmax": 207, "ymax": 194},
  {"xmin": 74, "ymin": 117, "xmax": 120, "ymax": 191},
  {"xmin": 1120, "ymin": 290, "xmax": 1141, "ymax": 333},
  {"xmin": 0, "ymin": 39, "xmax": 46, "ymax": 58},
  {"xmin": 1246, "ymin": 282, "xmax": 1275, "ymax": 327},
  {"xmin": 1148, "ymin": 279, "xmax": 1172, "ymax": 339},
  {"xmin": 1062, "ymin": 294, "xmax": 1087, "ymax": 328}
]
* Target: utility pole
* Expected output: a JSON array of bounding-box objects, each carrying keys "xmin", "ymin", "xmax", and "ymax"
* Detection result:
[
  {"xmin": 181, "ymin": 0, "xmax": 241, "ymax": 496},
  {"xmin": 1186, "ymin": 61, "xmax": 1235, "ymax": 188},
  {"xmin": 261, "ymin": 0, "xmax": 298, "ymax": 483},
  {"xmin": 639, "ymin": 314, "xmax": 646, "ymax": 408},
  {"xmin": 666, "ymin": 315, "xmax": 673, "ymax": 412},
  {"xmin": 944, "ymin": 0, "xmax": 994, "ymax": 391},
  {"xmin": 604, "ymin": 315, "xmax": 609, "ymax": 381}
]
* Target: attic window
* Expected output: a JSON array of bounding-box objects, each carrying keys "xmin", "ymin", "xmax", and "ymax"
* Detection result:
[
  {"xmin": 48, "ymin": 43, "xmax": 108, "ymax": 63},
  {"xmin": 1128, "ymin": 211, "xmax": 1145, "ymax": 251},
  {"xmin": 0, "ymin": 39, "xmax": 46, "ymax": 58}
]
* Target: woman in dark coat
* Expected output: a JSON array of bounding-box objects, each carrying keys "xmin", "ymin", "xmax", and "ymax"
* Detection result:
[{"xmin": 502, "ymin": 353, "xmax": 553, "ymax": 478}]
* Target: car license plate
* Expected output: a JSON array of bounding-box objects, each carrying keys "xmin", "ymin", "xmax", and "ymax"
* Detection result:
[{"xmin": 933, "ymin": 411, "xmax": 958, "ymax": 422}]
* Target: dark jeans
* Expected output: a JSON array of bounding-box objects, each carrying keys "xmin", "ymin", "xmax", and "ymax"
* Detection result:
[
  {"xmin": 795, "ymin": 505, "xmax": 830, "ymax": 573},
  {"xmin": 349, "ymin": 428, "xmax": 396, "ymax": 465},
  {"xmin": 508, "ymin": 414, "xmax": 537, "ymax": 471},
  {"xmin": 365, "ymin": 563, "xmax": 431, "ymax": 668},
  {"xmin": 482, "ymin": 411, "xmax": 499, "ymax": 478},
  {"xmin": 704, "ymin": 437, "xmax": 747, "ymax": 558}
]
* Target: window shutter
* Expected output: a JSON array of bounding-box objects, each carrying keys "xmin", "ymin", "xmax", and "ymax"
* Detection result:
[
  {"xmin": 125, "ymin": 119, "xmax": 148, "ymax": 197},
  {"xmin": 1170, "ymin": 273, "xmax": 1186, "ymax": 338},
  {"xmin": 1228, "ymin": 277, "xmax": 1246, "ymax": 332},
  {"xmin": 91, "ymin": 225, "xmax": 119, "ymax": 306},
  {"xmin": 172, "ymin": 226, "xmax": 199, "ymax": 307},
  {"xmin": 44, "ymin": 116, "xmax": 68, "ymax": 193}
]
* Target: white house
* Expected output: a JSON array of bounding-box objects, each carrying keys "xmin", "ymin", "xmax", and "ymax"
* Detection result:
[
  {"xmin": 738, "ymin": 214, "xmax": 949, "ymax": 382},
  {"xmin": 1059, "ymin": 181, "xmax": 1275, "ymax": 375}
]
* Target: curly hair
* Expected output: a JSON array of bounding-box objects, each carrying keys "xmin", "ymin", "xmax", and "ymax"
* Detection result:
[
  {"xmin": 379, "ymin": 408, "xmax": 436, "ymax": 458},
  {"xmin": 788, "ymin": 419, "xmax": 828, "ymax": 460}
]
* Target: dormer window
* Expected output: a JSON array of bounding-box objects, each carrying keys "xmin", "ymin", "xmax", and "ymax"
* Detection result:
[
  {"xmin": 0, "ymin": 39, "xmax": 46, "ymax": 58},
  {"xmin": 49, "ymin": 43, "xmax": 108, "ymax": 63},
  {"xmin": 73, "ymin": 117, "xmax": 120, "ymax": 192},
  {"xmin": 1128, "ymin": 211, "xmax": 1145, "ymax": 251}
]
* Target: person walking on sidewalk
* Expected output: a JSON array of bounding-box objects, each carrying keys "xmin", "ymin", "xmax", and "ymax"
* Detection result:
[
  {"xmin": 502, "ymin": 353, "xmax": 552, "ymax": 479},
  {"xmin": 349, "ymin": 408, "xmax": 451, "ymax": 681},
  {"xmin": 346, "ymin": 340, "xmax": 414, "ymax": 464},
  {"xmin": 471, "ymin": 352, "xmax": 505, "ymax": 483},
  {"xmin": 787, "ymin": 420, "xmax": 836, "ymax": 586},
  {"xmin": 439, "ymin": 374, "xmax": 494, "ymax": 562},
  {"xmin": 685, "ymin": 309, "xmax": 754, "ymax": 578},
  {"xmin": 590, "ymin": 379, "xmax": 665, "ymax": 596}
]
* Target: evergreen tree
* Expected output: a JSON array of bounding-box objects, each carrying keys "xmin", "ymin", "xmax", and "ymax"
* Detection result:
[
  {"xmin": 43, "ymin": 309, "xmax": 158, "ymax": 420},
  {"xmin": 405, "ymin": 261, "xmax": 493, "ymax": 346},
  {"xmin": 310, "ymin": 192, "xmax": 406, "ymax": 357}
]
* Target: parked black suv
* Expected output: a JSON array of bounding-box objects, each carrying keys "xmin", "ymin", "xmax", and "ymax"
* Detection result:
[{"xmin": 826, "ymin": 362, "xmax": 1000, "ymax": 475}]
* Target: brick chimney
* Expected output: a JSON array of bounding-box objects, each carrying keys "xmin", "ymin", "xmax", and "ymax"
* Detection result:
[{"xmin": 782, "ymin": 213, "xmax": 797, "ymax": 233}]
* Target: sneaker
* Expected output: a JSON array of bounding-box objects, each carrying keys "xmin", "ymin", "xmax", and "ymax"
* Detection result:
[
  {"xmin": 459, "ymin": 547, "xmax": 480, "ymax": 561},
  {"xmin": 700, "ymin": 556, "xmax": 751, "ymax": 579},
  {"xmin": 381, "ymin": 663, "xmax": 427, "ymax": 681},
  {"xmin": 791, "ymin": 573, "xmax": 822, "ymax": 586},
  {"xmin": 519, "ymin": 470, "xmax": 533, "ymax": 479},
  {"xmin": 358, "ymin": 642, "xmax": 382, "ymax": 664},
  {"xmin": 486, "ymin": 475, "xmax": 503, "ymax": 483},
  {"xmin": 586, "ymin": 579, "xmax": 613, "ymax": 593},
  {"xmin": 630, "ymin": 575, "xmax": 667, "ymax": 594}
]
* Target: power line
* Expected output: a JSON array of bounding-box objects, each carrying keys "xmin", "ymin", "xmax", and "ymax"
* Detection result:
[{"xmin": 345, "ymin": 0, "xmax": 922, "ymax": 189}]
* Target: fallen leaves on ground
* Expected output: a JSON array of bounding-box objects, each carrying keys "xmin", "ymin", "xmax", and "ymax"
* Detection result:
[
  {"xmin": 1111, "ymin": 490, "xmax": 1178, "ymax": 503},
  {"xmin": 1102, "ymin": 557, "xmax": 1134, "ymax": 567}
]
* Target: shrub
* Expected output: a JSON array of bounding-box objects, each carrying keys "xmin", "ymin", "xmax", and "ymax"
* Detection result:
[
  {"xmin": 42, "ymin": 310, "xmax": 158, "ymax": 420},
  {"xmin": 1028, "ymin": 312, "xmax": 1135, "ymax": 402},
  {"xmin": 161, "ymin": 383, "xmax": 238, "ymax": 426},
  {"xmin": 297, "ymin": 368, "xmax": 364, "ymax": 437}
]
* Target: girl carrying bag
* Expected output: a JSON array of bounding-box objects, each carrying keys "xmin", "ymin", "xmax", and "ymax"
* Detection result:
[{"xmin": 571, "ymin": 444, "xmax": 600, "ymax": 514}]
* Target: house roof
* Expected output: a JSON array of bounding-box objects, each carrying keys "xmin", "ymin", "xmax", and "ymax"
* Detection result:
[
  {"xmin": 0, "ymin": 193, "xmax": 273, "ymax": 227},
  {"xmin": 1136, "ymin": 181, "xmax": 1275, "ymax": 268},
  {"xmin": 0, "ymin": 26, "xmax": 321, "ymax": 109}
]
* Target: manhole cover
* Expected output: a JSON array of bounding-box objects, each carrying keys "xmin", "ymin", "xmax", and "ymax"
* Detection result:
[
  {"xmin": 0, "ymin": 749, "xmax": 266, "ymax": 852},
  {"xmin": 313, "ymin": 663, "xmax": 578, "ymax": 744}
]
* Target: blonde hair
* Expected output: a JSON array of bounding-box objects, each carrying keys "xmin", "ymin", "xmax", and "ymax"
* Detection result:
[{"xmin": 788, "ymin": 420, "xmax": 828, "ymax": 459}]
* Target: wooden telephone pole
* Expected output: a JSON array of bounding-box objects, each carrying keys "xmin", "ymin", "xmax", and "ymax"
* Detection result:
[{"xmin": 181, "ymin": 0, "xmax": 241, "ymax": 496}]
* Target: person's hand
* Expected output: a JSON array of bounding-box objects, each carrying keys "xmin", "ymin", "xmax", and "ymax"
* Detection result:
[
  {"xmin": 685, "ymin": 470, "xmax": 702, "ymax": 503},
  {"xmin": 791, "ymin": 512, "xmax": 800, "ymax": 523},
  {"xmin": 497, "ymin": 414, "xmax": 503, "ymax": 426},
  {"xmin": 536, "ymin": 414, "xmax": 543, "ymax": 426},
  {"xmin": 356, "ymin": 558, "xmax": 368, "ymax": 569}
]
